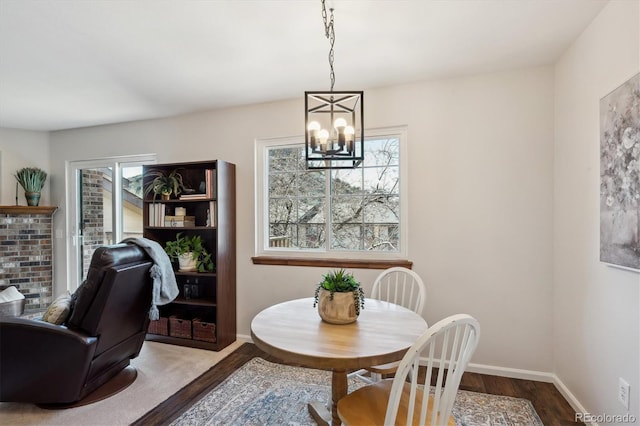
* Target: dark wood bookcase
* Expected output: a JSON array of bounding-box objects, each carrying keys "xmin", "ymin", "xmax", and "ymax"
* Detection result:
[{"xmin": 142, "ymin": 160, "xmax": 236, "ymax": 351}]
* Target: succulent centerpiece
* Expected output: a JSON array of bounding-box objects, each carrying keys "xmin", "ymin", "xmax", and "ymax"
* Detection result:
[{"xmin": 313, "ymin": 269, "xmax": 365, "ymax": 324}]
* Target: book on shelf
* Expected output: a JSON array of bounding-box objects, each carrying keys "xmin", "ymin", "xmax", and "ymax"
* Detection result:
[
  {"xmin": 148, "ymin": 203, "xmax": 166, "ymax": 226},
  {"xmin": 207, "ymin": 201, "xmax": 216, "ymax": 227},
  {"xmin": 148, "ymin": 204, "xmax": 155, "ymax": 226},
  {"xmin": 179, "ymin": 169, "xmax": 216, "ymax": 200}
]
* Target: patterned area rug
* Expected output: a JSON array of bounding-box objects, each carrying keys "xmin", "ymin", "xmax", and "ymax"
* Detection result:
[{"xmin": 172, "ymin": 357, "xmax": 543, "ymax": 426}]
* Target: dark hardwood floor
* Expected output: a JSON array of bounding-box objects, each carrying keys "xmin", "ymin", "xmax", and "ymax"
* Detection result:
[{"xmin": 132, "ymin": 342, "xmax": 583, "ymax": 426}]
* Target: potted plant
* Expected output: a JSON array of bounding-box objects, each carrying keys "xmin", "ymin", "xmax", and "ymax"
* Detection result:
[
  {"xmin": 164, "ymin": 233, "xmax": 214, "ymax": 272},
  {"xmin": 313, "ymin": 269, "xmax": 365, "ymax": 324},
  {"xmin": 14, "ymin": 167, "xmax": 47, "ymax": 206},
  {"xmin": 144, "ymin": 169, "xmax": 184, "ymax": 200}
]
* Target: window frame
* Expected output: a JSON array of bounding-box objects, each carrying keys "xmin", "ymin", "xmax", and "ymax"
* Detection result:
[
  {"xmin": 254, "ymin": 126, "xmax": 409, "ymax": 263},
  {"xmin": 65, "ymin": 154, "xmax": 157, "ymax": 290}
]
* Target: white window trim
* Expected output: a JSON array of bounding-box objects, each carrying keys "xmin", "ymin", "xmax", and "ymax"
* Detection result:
[{"xmin": 254, "ymin": 125, "xmax": 408, "ymax": 260}]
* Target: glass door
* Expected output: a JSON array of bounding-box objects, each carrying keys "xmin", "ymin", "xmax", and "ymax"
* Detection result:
[{"xmin": 67, "ymin": 155, "xmax": 155, "ymax": 289}]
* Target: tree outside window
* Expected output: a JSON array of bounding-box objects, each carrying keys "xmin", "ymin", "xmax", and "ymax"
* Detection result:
[{"xmin": 266, "ymin": 135, "xmax": 401, "ymax": 253}]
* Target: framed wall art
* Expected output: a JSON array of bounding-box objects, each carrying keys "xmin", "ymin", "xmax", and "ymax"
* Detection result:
[{"xmin": 600, "ymin": 72, "xmax": 640, "ymax": 271}]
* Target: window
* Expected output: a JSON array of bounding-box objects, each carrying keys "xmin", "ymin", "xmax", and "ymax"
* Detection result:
[
  {"xmin": 66, "ymin": 154, "xmax": 156, "ymax": 290},
  {"xmin": 255, "ymin": 126, "xmax": 407, "ymax": 260}
]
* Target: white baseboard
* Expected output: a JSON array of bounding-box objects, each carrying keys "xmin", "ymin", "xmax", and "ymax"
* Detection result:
[
  {"xmin": 552, "ymin": 375, "xmax": 594, "ymax": 425},
  {"xmin": 466, "ymin": 362, "xmax": 555, "ymax": 382},
  {"xmin": 237, "ymin": 334, "xmax": 252, "ymax": 343}
]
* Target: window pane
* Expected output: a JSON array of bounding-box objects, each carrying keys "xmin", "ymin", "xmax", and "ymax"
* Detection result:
[
  {"xmin": 269, "ymin": 198, "xmax": 296, "ymax": 227},
  {"xmin": 299, "ymin": 171, "xmax": 325, "ymax": 196},
  {"xmin": 297, "ymin": 223, "xmax": 325, "ymax": 248},
  {"xmin": 331, "ymin": 224, "xmax": 364, "ymax": 250},
  {"xmin": 363, "ymin": 194, "xmax": 399, "ymax": 223},
  {"xmin": 80, "ymin": 168, "xmax": 109, "ymax": 279},
  {"xmin": 122, "ymin": 165, "xmax": 143, "ymax": 241},
  {"xmin": 269, "ymin": 147, "xmax": 301, "ymax": 171},
  {"xmin": 269, "ymin": 223, "xmax": 296, "ymax": 248},
  {"xmin": 363, "ymin": 166, "xmax": 399, "ymax": 195},
  {"xmin": 124, "ymin": 166, "xmax": 143, "ymax": 198},
  {"xmin": 298, "ymin": 197, "xmax": 325, "ymax": 224},
  {"xmin": 364, "ymin": 224, "xmax": 399, "ymax": 251},
  {"xmin": 269, "ymin": 172, "xmax": 297, "ymax": 197},
  {"xmin": 363, "ymin": 137, "xmax": 399, "ymax": 167},
  {"xmin": 331, "ymin": 168, "xmax": 364, "ymax": 195},
  {"xmin": 331, "ymin": 195, "xmax": 364, "ymax": 224}
]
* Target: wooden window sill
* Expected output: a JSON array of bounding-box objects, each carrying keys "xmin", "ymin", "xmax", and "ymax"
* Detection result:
[{"xmin": 251, "ymin": 256, "xmax": 412, "ymax": 270}]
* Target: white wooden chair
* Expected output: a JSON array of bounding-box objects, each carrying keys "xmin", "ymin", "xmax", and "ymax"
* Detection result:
[
  {"xmin": 349, "ymin": 267, "xmax": 427, "ymax": 383},
  {"xmin": 338, "ymin": 314, "xmax": 480, "ymax": 426}
]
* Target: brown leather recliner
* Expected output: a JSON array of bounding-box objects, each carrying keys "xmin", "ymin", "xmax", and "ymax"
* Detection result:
[{"xmin": 0, "ymin": 243, "xmax": 154, "ymax": 404}]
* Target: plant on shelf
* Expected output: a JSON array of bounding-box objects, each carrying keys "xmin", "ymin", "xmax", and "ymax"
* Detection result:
[
  {"xmin": 313, "ymin": 269, "xmax": 365, "ymax": 324},
  {"xmin": 164, "ymin": 232, "xmax": 214, "ymax": 273},
  {"xmin": 14, "ymin": 167, "xmax": 47, "ymax": 206},
  {"xmin": 144, "ymin": 169, "xmax": 184, "ymax": 200}
]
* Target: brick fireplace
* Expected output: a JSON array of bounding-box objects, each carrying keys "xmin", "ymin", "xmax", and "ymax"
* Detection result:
[{"xmin": 0, "ymin": 206, "xmax": 57, "ymax": 313}]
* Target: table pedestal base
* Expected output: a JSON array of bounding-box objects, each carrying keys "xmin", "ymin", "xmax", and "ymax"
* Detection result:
[
  {"xmin": 308, "ymin": 368, "xmax": 347, "ymax": 426},
  {"xmin": 308, "ymin": 401, "xmax": 331, "ymax": 426}
]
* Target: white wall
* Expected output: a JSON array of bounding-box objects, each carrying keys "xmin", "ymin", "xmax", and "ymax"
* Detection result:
[
  {"xmin": 554, "ymin": 0, "xmax": 640, "ymax": 420},
  {"xmin": 49, "ymin": 65, "xmax": 555, "ymax": 373},
  {"xmin": 0, "ymin": 128, "xmax": 50, "ymax": 205},
  {"xmin": 6, "ymin": 2, "xmax": 638, "ymax": 415}
]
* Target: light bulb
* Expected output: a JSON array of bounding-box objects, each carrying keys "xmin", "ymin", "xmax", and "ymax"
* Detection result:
[
  {"xmin": 308, "ymin": 121, "xmax": 321, "ymax": 150},
  {"xmin": 318, "ymin": 128, "xmax": 329, "ymax": 153},
  {"xmin": 307, "ymin": 121, "xmax": 320, "ymax": 151},
  {"xmin": 344, "ymin": 126, "xmax": 355, "ymax": 140},
  {"xmin": 345, "ymin": 126, "xmax": 355, "ymax": 153},
  {"xmin": 308, "ymin": 121, "xmax": 321, "ymax": 132},
  {"xmin": 333, "ymin": 117, "xmax": 347, "ymax": 130}
]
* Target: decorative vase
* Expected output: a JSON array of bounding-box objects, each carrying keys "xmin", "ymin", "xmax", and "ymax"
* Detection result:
[
  {"xmin": 317, "ymin": 288, "xmax": 358, "ymax": 324},
  {"xmin": 25, "ymin": 191, "xmax": 41, "ymax": 206},
  {"xmin": 178, "ymin": 252, "xmax": 197, "ymax": 272}
]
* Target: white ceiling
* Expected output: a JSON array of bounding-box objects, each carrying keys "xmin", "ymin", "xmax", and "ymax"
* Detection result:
[{"xmin": 0, "ymin": 0, "xmax": 607, "ymax": 132}]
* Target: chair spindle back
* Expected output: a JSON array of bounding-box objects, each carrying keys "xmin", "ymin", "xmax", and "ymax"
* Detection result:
[
  {"xmin": 371, "ymin": 267, "xmax": 427, "ymax": 315},
  {"xmin": 385, "ymin": 314, "xmax": 480, "ymax": 425}
]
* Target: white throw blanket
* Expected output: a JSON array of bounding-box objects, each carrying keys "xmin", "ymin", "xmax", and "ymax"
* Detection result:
[
  {"xmin": 122, "ymin": 237, "xmax": 179, "ymax": 320},
  {"xmin": 0, "ymin": 286, "xmax": 25, "ymax": 303}
]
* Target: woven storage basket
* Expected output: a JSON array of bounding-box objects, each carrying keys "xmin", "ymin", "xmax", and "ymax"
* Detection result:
[
  {"xmin": 192, "ymin": 317, "xmax": 216, "ymax": 342},
  {"xmin": 169, "ymin": 315, "xmax": 192, "ymax": 339},
  {"xmin": 148, "ymin": 316, "xmax": 169, "ymax": 335}
]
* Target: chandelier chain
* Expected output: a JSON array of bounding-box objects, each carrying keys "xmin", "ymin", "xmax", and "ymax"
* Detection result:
[{"xmin": 321, "ymin": 0, "xmax": 335, "ymax": 91}]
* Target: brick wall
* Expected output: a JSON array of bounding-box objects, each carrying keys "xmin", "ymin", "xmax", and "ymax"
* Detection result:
[
  {"xmin": 81, "ymin": 169, "xmax": 105, "ymax": 279},
  {"xmin": 0, "ymin": 208, "xmax": 55, "ymax": 312}
]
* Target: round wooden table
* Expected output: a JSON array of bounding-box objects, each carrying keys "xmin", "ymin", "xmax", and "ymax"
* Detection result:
[{"xmin": 250, "ymin": 297, "xmax": 428, "ymax": 426}]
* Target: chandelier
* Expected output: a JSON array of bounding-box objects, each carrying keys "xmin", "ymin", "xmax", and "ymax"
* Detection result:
[{"xmin": 305, "ymin": 0, "xmax": 364, "ymax": 169}]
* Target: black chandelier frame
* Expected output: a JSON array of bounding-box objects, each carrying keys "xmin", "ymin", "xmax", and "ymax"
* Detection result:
[{"xmin": 305, "ymin": 90, "xmax": 364, "ymax": 169}]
